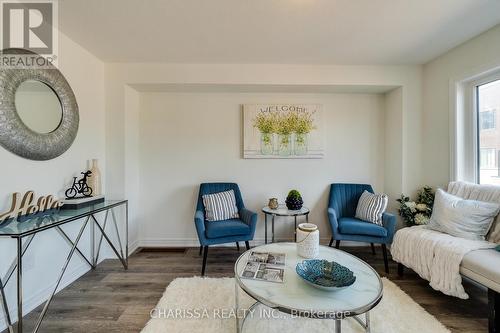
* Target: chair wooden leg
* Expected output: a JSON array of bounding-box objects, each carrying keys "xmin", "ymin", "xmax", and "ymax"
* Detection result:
[
  {"xmin": 398, "ymin": 263, "xmax": 404, "ymax": 277},
  {"xmin": 201, "ymin": 246, "xmax": 208, "ymax": 276},
  {"xmin": 328, "ymin": 237, "xmax": 333, "ymax": 247},
  {"xmin": 245, "ymin": 241, "xmax": 250, "ymax": 250},
  {"xmin": 236, "ymin": 242, "xmax": 240, "ymax": 251},
  {"xmin": 199, "ymin": 245, "xmax": 202, "ymax": 256},
  {"xmin": 489, "ymin": 288, "xmax": 499, "ymax": 333},
  {"xmin": 381, "ymin": 244, "xmax": 389, "ymax": 274},
  {"xmin": 335, "ymin": 240, "xmax": 340, "ymax": 249},
  {"xmin": 370, "ymin": 243, "xmax": 376, "ymax": 255}
]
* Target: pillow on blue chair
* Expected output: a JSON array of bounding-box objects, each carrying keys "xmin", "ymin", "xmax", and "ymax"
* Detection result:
[
  {"xmin": 355, "ymin": 190, "xmax": 388, "ymax": 225},
  {"xmin": 202, "ymin": 189, "xmax": 240, "ymax": 222}
]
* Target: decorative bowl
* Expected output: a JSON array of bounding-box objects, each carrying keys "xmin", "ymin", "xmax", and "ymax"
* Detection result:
[{"xmin": 296, "ymin": 259, "xmax": 356, "ymax": 291}]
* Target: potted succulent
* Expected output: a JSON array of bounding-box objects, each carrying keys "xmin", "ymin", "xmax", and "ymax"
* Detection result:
[{"xmin": 286, "ymin": 189, "xmax": 303, "ymax": 210}]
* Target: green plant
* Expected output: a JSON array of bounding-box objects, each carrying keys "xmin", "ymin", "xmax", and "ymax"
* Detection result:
[
  {"xmin": 287, "ymin": 189, "xmax": 302, "ymax": 200},
  {"xmin": 397, "ymin": 186, "xmax": 435, "ymax": 226},
  {"xmin": 417, "ymin": 186, "xmax": 434, "ymax": 209},
  {"xmin": 286, "ymin": 189, "xmax": 303, "ymax": 210}
]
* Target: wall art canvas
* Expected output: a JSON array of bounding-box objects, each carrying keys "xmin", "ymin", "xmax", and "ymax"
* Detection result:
[{"xmin": 243, "ymin": 104, "xmax": 324, "ymax": 159}]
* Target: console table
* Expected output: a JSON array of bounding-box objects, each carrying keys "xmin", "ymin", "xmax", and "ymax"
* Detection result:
[{"xmin": 0, "ymin": 200, "xmax": 128, "ymax": 333}]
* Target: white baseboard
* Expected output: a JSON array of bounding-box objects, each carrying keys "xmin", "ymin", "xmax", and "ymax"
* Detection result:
[
  {"xmin": 137, "ymin": 237, "xmax": 368, "ymax": 248},
  {"xmin": 128, "ymin": 239, "xmax": 140, "ymax": 254}
]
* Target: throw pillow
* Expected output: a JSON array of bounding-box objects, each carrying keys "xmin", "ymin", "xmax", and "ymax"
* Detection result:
[
  {"xmin": 355, "ymin": 190, "xmax": 388, "ymax": 225},
  {"xmin": 202, "ymin": 190, "xmax": 240, "ymax": 222},
  {"xmin": 426, "ymin": 189, "xmax": 500, "ymax": 241}
]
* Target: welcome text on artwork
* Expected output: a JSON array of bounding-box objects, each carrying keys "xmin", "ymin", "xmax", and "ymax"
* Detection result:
[{"xmin": 259, "ymin": 105, "xmax": 309, "ymax": 113}]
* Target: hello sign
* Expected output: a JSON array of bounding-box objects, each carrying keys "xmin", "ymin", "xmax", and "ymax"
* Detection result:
[{"xmin": 0, "ymin": 191, "xmax": 63, "ymax": 223}]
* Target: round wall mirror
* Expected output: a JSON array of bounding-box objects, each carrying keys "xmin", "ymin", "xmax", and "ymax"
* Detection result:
[
  {"xmin": 0, "ymin": 48, "xmax": 79, "ymax": 160},
  {"xmin": 15, "ymin": 80, "xmax": 63, "ymax": 134}
]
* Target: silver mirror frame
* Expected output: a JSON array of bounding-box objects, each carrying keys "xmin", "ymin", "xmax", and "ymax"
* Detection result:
[{"xmin": 0, "ymin": 49, "xmax": 79, "ymax": 160}]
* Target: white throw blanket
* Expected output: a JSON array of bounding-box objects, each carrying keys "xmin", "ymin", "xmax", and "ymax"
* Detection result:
[{"xmin": 391, "ymin": 226, "xmax": 496, "ymax": 299}]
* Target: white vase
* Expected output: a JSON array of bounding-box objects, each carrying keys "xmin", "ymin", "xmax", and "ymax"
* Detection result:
[
  {"xmin": 296, "ymin": 223, "xmax": 319, "ymax": 258},
  {"xmin": 88, "ymin": 159, "xmax": 102, "ymax": 196}
]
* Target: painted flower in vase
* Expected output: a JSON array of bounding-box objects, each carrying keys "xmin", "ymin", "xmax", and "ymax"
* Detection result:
[
  {"xmin": 276, "ymin": 112, "xmax": 295, "ymax": 156},
  {"xmin": 293, "ymin": 111, "xmax": 316, "ymax": 155},
  {"xmin": 253, "ymin": 111, "xmax": 276, "ymax": 155}
]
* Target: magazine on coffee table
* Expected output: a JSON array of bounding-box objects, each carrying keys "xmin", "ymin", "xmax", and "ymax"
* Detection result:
[{"xmin": 240, "ymin": 251, "xmax": 286, "ymax": 283}]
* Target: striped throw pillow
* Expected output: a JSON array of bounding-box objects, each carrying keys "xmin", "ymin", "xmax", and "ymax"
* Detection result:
[
  {"xmin": 202, "ymin": 190, "xmax": 240, "ymax": 222},
  {"xmin": 355, "ymin": 191, "xmax": 388, "ymax": 225}
]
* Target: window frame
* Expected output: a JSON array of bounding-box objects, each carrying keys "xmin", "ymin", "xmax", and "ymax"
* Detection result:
[
  {"xmin": 450, "ymin": 65, "xmax": 500, "ymax": 184},
  {"xmin": 473, "ymin": 72, "xmax": 500, "ymax": 184}
]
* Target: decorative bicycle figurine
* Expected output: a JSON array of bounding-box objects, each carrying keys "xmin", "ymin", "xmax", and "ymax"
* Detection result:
[{"xmin": 65, "ymin": 171, "xmax": 93, "ymax": 199}]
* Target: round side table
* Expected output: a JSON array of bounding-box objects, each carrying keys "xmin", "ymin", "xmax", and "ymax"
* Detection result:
[{"xmin": 262, "ymin": 205, "xmax": 310, "ymax": 243}]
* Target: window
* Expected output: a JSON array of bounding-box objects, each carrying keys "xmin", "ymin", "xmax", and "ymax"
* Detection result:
[
  {"xmin": 480, "ymin": 148, "xmax": 496, "ymax": 169},
  {"xmin": 480, "ymin": 110, "xmax": 496, "ymax": 130},
  {"xmin": 477, "ymin": 79, "xmax": 500, "ymax": 185}
]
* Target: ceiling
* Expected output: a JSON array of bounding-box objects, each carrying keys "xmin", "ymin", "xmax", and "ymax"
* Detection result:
[{"xmin": 59, "ymin": 0, "xmax": 500, "ymax": 65}]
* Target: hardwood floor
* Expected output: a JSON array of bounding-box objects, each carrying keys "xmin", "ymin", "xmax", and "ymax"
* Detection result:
[{"xmin": 8, "ymin": 246, "xmax": 488, "ymax": 333}]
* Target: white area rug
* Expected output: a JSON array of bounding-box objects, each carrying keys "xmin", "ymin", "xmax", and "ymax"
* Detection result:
[{"xmin": 142, "ymin": 277, "xmax": 450, "ymax": 333}]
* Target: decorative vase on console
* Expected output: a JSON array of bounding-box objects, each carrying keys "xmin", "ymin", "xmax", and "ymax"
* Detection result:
[{"xmin": 88, "ymin": 159, "xmax": 102, "ymax": 196}]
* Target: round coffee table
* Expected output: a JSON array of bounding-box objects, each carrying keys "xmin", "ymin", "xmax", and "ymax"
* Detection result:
[
  {"xmin": 262, "ymin": 205, "xmax": 310, "ymax": 243},
  {"xmin": 234, "ymin": 242, "xmax": 383, "ymax": 333}
]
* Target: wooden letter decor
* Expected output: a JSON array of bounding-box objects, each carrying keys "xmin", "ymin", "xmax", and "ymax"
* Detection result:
[{"xmin": 0, "ymin": 191, "xmax": 63, "ymax": 223}]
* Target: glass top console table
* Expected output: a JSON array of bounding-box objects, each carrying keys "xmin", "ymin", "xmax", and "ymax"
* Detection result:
[{"xmin": 0, "ymin": 200, "xmax": 128, "ymax": 333}]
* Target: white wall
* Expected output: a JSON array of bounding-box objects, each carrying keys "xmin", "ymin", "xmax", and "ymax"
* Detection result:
[
  {"xmin": 105, "ymin": 64, "xmax": 422, "ymax": 248},
  {"xmin": 0, "ymin": 13, "xmax": 495, "ymax": 330},
  {"xmin": 422, "ymin": 24, "xmax": 500, "ymax": 187},
  {"xmin": 0, "ymin": 32, "xmax": 106, "ymax": 327},
  {"xmin": 138, "ymin": 92, "xmax": 385, "ymax": 245},
  {"xmin": 384, "ymin": 87, "xmax": 403, "ymax": 213}
]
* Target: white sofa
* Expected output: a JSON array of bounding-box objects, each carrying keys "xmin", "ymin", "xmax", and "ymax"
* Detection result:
[{"xmin": 398, "ymin": 181, "xmax": 500, "ymax": 333}]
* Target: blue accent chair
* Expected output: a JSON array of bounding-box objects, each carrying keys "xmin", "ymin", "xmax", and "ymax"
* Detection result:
[
  {"xmin": 194, "ymin": 183, "xmax": 258, "ymax": 276},
  {"xmin": 327, "ymin": 183, "xmax": 397, "ymax": 273}
]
